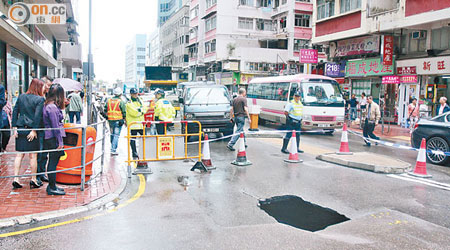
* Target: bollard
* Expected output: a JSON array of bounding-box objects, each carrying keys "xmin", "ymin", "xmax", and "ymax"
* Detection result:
[
  {"xmin": 100, "ymin": 120, "xmax": 106, "ymax": 174},
  {"xmin": 80, "ymin": 126, "xmax": 87, "ymax": 191}
]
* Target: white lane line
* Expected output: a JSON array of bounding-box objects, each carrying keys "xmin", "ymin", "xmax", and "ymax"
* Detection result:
[{"xmin": 387, "ymin": 174, "xmax": 450, "ymax": 191}]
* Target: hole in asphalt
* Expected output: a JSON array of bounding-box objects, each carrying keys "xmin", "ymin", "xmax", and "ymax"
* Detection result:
[{"xmin": 258, "ymin": 195, "xmax": 350, "ymax": 232}]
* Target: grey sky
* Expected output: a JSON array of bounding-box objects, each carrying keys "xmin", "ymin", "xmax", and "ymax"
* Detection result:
[{"xmin": 78, "ymin": 0, "xmax": 157, "ymax": 83}]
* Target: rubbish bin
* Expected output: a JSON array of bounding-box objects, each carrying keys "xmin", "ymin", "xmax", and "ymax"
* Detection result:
[
  {"xmin": 249, "ymin": 105, "xmax": 261, "ymax": 131},
  {"xmin": 56, "ymin": 123, "xmax": 97, "ymax": 184}
]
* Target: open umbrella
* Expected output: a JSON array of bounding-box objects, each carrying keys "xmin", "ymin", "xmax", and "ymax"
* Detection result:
[{"xmin": 53, "ymin": 78, "xmax": 83, "ymax": 92}]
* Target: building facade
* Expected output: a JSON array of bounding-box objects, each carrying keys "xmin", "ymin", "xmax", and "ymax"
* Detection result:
[
  {"xmin": 187, "ymin": 0, "xmax": 321, "ymax": 89},
  {"xmin": 311, "ymin": 0, "xmax": 450, "ymax": 123},
  {"xmin": 146, "ymin": 29, "xmax": 161, "ymax": 66},
  {"xmin": 125, "ymin": 34, "xmax": 147, "ymax": 88},
  {"xmin": 159, "ymin": 4, "xmax": 190, "ymax": 81},
  {"xmin": 158, "ymin": 0, "xmax": 184, "ymax": 26},
  {"xmin": 0, "ymin": 0, "xmax": 81, "ymax": 98}
]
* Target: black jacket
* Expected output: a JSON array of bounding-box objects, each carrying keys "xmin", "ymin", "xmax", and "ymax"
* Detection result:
[{"xmin": 12, "ymin": 94, "xmax": 45, "ymax": 129}]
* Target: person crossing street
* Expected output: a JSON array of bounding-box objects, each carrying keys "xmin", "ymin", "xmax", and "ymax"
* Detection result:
[
  {"xmin": 125, "ymin": 88, "xmax": 147, "ymax": 160},
  {"xmin": 105, "ymin": 88, "xmax": 126, "ymax": 155},
  {"xmin": 153, "ymin": 89, "xmax": 175, "ymax": 135},
  {"xmin": 362, "ymin": 96, "xmax": 381, "ymax": 147},
  {"xmin": 281, "ymin": 91, "xmax": 304, "ymax": 154},
  {"xmin": 227, "ymin": 88, "xmax": 251, "ymax": 151}
]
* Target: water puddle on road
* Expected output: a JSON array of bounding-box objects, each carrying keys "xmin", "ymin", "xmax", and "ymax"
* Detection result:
[{"xmin": 258, "ymin": 195, "xmax": 350, "ymax": 232}]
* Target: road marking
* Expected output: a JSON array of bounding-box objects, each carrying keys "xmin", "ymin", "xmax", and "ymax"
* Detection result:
[
  {"xmin": 0, "ymin": 174, "xmax": 146, "ymax": 238},
  {"xmin": 257, "ymin": 138, "xmax": 334, "ymax": 156},
  {"xmin": 387, "ymin": 174, "xmax": 450, "ymax": 191}
]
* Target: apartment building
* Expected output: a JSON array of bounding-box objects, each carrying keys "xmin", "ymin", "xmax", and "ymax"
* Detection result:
[
  {"xmin": 187, "ymin": 0, "xmax": 320, "ymax": 88},
  {"xmin": 158, "ymin": 0, "xmax": 184, "ymax": 26},
  {"xmin": 311, "ymin": 0, "xmax": 450, "ymax": 123},
  {"xmin": 125, "ymin": 34, "xmax": 147, "ymax": 88},
  {"xmin": 159, "ymin": 4, "xmax": 190, "ymax": 81},
  {"xmin": 0, "ymin": 0, "xmax": 81, "ymax": 97}
]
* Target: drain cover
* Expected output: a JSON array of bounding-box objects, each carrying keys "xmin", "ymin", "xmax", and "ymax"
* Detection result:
[{"xmin": 259, "ymin": 195, "xmax": 349, "ymax": 232}]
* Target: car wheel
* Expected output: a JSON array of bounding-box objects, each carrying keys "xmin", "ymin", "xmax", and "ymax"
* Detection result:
[
  {"xmin": 426, "ymin": 136, "xmax": 449, "ymax": 165},
  {"xmin": 324, "ymin": 129, "xmax": 335, "ymax": 135},
  {"xmin": 258, "ymin": 118, "xmax": 266, "ymax": 125}
]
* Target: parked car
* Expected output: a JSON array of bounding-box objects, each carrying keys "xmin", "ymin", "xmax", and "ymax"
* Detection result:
[
  {"xmin": 411, "ymin": 111, "xmax": 450, "ymax": 165},
  {"xmin": 180, "ymin": 84, "xmax": 234, "ymax": 137}
]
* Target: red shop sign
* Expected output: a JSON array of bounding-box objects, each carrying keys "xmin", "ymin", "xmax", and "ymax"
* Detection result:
[
  {"xmin": 397, "ymin": 66, "xmax": 417, "ymax": 75},
  {"xmin": 382, "ymin": 75, "xmax": 400, "ymax": 84},
  {"xmin": 383, "ymin": 35, "xmax": 394, "ymax": 66},
  {"xmin": 400, "ymin": 75, "xmax": 418, "ymax": 83}
]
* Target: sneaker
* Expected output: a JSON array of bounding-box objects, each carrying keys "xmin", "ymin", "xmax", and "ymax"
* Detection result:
[
  {"xmin": 297, "ymin": 149, "xmax": 304, "ymax": 153},
  {"xmin": 281, "ymin": 149, "xmax": 289, "ymax": 154},
  {"xmin": 226, "ymin": 145, "xmax": 235, "ymax": 151}
]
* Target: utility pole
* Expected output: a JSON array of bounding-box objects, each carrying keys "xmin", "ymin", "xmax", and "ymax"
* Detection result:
[{"xmin": 87, "ymin": 0, "xmax": 93, "ymax": 124}]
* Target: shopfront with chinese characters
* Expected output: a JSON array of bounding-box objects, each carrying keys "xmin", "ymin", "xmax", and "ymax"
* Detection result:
[
  {"xmin": 346, "ymin": 57, "xmax": 396, "ymax": 121},
  {"xmin": 397, "ymin": 56, "xmax": 450, "ymax": 117}
]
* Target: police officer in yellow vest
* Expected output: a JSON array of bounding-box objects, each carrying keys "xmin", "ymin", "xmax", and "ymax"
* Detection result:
[
  {"xmin": 105, "ymin": 87, "xmax": 126, "ymax": 155},
  {"xmin": 154, "ymin": 89, "xmax": 175, "ymax": 134},
  {"xmin": 281, "ymin": 91, "xmax": 304, "ymax": 154},
  {"xmin": 126, "ymin": 88, "xmax": 147, "ymax": 159}
]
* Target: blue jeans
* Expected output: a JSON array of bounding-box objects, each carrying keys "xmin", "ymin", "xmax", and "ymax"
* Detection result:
[
  {"xmin": 109, "ymin": 120, "xmax": 122, "ymax": 153},
  {"xmin": 228, "ymin": 116, "xmax": 246, "ymax": 147},
  {"xmin": 350, "ymin": 107, "xmax": 357, "ymax": 120},
  {"xmin": 69, "ymin": 111, "xmax": 81, "ymax": 124}
]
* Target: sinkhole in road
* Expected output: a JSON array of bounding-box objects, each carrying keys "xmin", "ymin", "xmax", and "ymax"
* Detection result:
[{"xmin": 258, "ymin": 195, "xmax": 350, "ymax": 232}]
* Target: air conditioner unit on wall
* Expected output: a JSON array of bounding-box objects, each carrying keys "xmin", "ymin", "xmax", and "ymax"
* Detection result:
[{"xmin": 411, "ymin": 31, "xmax": 426, "ymax": 39}]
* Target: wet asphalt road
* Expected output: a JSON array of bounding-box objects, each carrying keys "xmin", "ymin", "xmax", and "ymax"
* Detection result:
[{"xmin": 1, "ymin": 129, "xmax": 450, "ymax": 249}]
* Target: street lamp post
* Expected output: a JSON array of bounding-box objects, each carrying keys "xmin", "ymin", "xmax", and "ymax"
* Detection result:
[{"xmin": 87, "ymin": 0, "xmax": 93, "ymax": 124}]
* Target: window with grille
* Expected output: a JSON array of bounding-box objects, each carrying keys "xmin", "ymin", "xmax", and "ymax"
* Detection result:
[
  {"xmin": 206, "ymin": 0, "xmax": 217, "ymax": 9},
  {"xmin": 340, "ymin": 0, "xmax": 361, "ymax": 13},
  {"xmin": 295, "ymin": 14, "xmax": 310, "ymax": 27},
  {"xmin": 317, "ymin": 0, "xmax": 335, "ymax": 20},
  {"xmin": 205, "ymin": 15, "xmax": 217, "ymax": 32},
  {"xmin": 256, "ymin": 19, "xmax": 273, "ymax": 31},
  {"xmin": 294, "ymin": 39, "xmax": 309, "ymax": 51},
  {"xmin": 240, "ymin": 0, "xmax": 254, "ymax": 6},
  {"xmin": 238, "ymin": 17, "xmax": 254, "ymax": 30}
]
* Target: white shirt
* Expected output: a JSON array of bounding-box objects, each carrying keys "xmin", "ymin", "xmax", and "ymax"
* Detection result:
[
  {"xmin": 438, "ymin": 105, "xmax": 445, "ymax": 115},
  {"xmin": 360, "ymin": 96, "xmax": 367, "ymax": 106}
]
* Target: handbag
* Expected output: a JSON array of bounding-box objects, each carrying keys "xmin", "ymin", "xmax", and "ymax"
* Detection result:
[{"xmin": 406, "ymin": 106, "xmax": 415, "ymax": 122}]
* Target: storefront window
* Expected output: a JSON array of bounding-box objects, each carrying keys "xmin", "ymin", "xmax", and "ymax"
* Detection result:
[
  {"xmin": 0, "ymin": 41, "xmax": 5, "ymax": 87},
  {"xmin": 7, "ymin": 47, "xmax": 26, "ymax": 98}
]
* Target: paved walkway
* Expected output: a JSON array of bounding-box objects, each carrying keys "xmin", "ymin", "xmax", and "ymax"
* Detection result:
[
  {"xmin": 0, "ymin": 127, "xmax": 123, "ymax": 220},
  {"xmin": 348, "ymin": 123, "xmax": 411, "ymax": 144}
]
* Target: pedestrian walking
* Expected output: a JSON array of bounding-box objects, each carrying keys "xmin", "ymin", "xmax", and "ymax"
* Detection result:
[
  {"xmin": 348, "ymin": 94, "xmax": 358, "ymax": 121},
  {"xmin": 125, "ymin": 88, "xmax": 147, "ymax": 160},
  {"xmin": 436, "ymin": 97, "xmax": 450, "ymax": 116},
  {"xmin": 281, "ymin": 91, "xmax": 304, "ymax": 154},
  {"xmin": 153, "ymin": 89, "xmax": 175, "ymax": 135},
  {"xmin": 0, "ymin": 84, "xmax": 7, "ymax": 151},
  {"xmin": 1, "ymin": 93, "xmax": 13, "ymax": 151},
  {"xmin": 227, "ymin": 88, "xmax": 251, "ymax": 151},
  {"xmin": 67, "ymin": 90, "xmax": 83, "ymax": 124},
  {"xmin": 362, "ymin": 96, "xmax": 381, "ymax": 147},
  {"xmin": 37, "ymin": 75, "xmax": 53, "ymax": 184},
  {"xmin": 407, "ymin": 98, "xmax": 420, "ymax": 133},
  {"xmin": 105, "ymin": 87, "xmax": 126, "ymax": 155},
  {"xmin": 11, "ymin": 79, "xmax": 45, "ymax": 189},
  {"xmin": 42, "ymin": 84, "xmax": 66, "ymax": 195}
]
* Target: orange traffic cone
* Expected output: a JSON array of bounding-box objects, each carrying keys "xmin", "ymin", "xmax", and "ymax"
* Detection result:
[
  {"xmin": 202, "ymin": 134, "xmax": 216, "ymax": 170},
  {"xmin": 284, "ymin": 130, "xmax": 302, "ymax": 163},
  {"xmin": 337, "ymin": 123, "xmax": 353, "ymax": 155},
  {"xmin": 231, "ymin": 133, "xmax": 252, "ymax": 166},
  {"xmin": 408, "ymin": 138, "xmax": 432, "ymax": 178}
]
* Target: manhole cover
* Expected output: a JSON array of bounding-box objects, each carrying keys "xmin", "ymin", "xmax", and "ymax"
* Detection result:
[{"xmin": 259, "ymin": 195, "xmax": 350, "ymax": 232}]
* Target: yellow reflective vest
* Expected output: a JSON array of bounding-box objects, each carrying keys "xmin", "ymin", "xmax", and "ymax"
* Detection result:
[
  {"xmin": 154, "ymin": 98, "xmax": 175, "ymax": 122},
  {"xmin": 126, "ymin": 98, "xmax": 147, "ymax": 130},
  {"xmin": 289, "ymin": 99, "xmax": 303, "ymax": 119}
]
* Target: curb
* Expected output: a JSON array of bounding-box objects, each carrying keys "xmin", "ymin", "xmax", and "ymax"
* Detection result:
[
  {"xmin": 316, "ymin": 153, "xmax": 411, "ymax": 174},
  {"xmin": 0, "ymin": 167, "xmax": 128, "ymax": 229}
]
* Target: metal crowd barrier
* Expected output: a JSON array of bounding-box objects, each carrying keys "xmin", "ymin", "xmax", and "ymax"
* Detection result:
[
  {"xmin": 126, "ymin": 120, "xmax": 206, "ymax": 177},
  {"xmin": 0, "ymin": 119, "xmax": 109, "ymax": 191}
]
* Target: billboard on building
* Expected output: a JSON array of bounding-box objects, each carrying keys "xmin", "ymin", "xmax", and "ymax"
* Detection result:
[
  {"xmin": 145, "ymin": 66, "xmax": 172, "ymax": 80},
  {"xmin": 333, "ymin": 36, "xmax": 380, "ymax": 57}
]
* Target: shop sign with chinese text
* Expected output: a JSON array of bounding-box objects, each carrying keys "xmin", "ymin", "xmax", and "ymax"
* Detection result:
[
  {"xmin": 400, "ymin": 75, "xmax": 418, "ymax": 83},
  {"xmin": 382, "ymin": 35, "xmax": 394, "ymax": 65},
  {"xmin": 325, "ymin": 61, "xmax": 346, "ymax": 77},
  {"xmin": 300, "ymin": 49, "xmax": 318, "ymax": 63},
  {"xmin": 396, "ymin": 56, "xmax": 450, "ymax": 75},
  {"xmin": 382, "ymin": 76, "xmax": 400, "ymax": 84},
  {"xmin": 397, "ymin": 66, "xmax": 417, "ymax": 75},
  {"xmin": 334, "ymin": 36, "xmax": 380, "ymax": 57},
  {"xmin": 345, "ymin": 58, "xmax": 394, "ymax": 77}
]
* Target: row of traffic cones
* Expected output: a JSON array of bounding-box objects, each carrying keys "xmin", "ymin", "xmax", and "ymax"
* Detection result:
[
  {"xmin": 338, "ymin": 123, "xmax": 431, "ymax": 178},
  {"xmin": 200, "ymin": 124, "xmax": 432, "ymax": 178}
]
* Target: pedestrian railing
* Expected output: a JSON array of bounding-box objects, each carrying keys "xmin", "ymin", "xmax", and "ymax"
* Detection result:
[
  {"xmin": 0, "ymin": 119, "xmax": 109, "ymax": 191},
  {"xmin": 126, "ymin": 120, "xmax": 206, "ymax": 177}
]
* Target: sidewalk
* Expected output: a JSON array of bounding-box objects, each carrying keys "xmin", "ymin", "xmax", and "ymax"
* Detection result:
[
  {"xmin": 348, "ymin": 123, "xmax": 411, "ymax": 145},
  {"xmin": 0, "ymin": 125, "xmax": 125, "ymax": 225}
]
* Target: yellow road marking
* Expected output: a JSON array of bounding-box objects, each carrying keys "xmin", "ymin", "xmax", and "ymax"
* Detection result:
[{"xmin": 0, "ymin": 174, "xmax": 146, "ymax": 238}]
